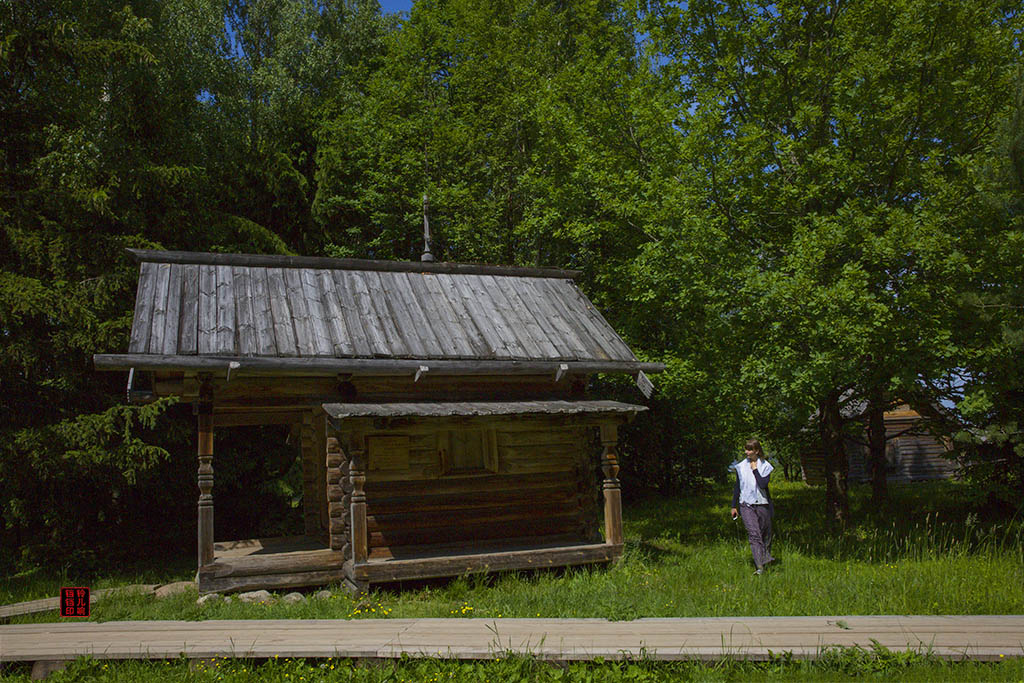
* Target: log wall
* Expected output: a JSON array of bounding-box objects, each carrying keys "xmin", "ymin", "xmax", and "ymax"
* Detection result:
[{"xmin": 332, "ymin": 416, "xmax": 602, "ymax": 562}]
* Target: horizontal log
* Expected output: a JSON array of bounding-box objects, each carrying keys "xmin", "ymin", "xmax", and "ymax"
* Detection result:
[
  {"xmin": 367, "ymin": 502, "xmax": 579, "ymax": 533},
  {"xmin": 367, "ymin": 533, "xmax": 586, "ymax": 561},
  {"xmin": 366, "ymin": 487, "xmax": 579, "ymax": 516},
  {"xmin": 355, "ymin": 543, "xmax": 621, "ymax": 583},
  {"xmin": 199, "ymin": 550, "xmax": 343, "ymax": 579},
  {"xmin": 212, "ymin": 411, "xmax": 305, "ymax": 427},
  {"xmin": 364, "ymin": 471, "xmax": 573, "ymax": 497},
  {"xmin": 199, "ymin": 568, "xmax": 345, "ymax": 595},
  {"xmin": 93, "ymin": 354, "xmax": 666, "ymax": 377},
  {"xmin": 369, "ymin": 515, "xmax": 582, "ymax": 549},
  {"xmin": 126, "ymin": 248, "xmax": 582, "ymax": 279}
]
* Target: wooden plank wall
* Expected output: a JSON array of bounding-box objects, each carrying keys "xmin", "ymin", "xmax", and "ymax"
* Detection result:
[
  {"xmin": 800, "ymin": 412, "xmax": 956, "ymax": 485},
  {"xmin": 335, "ymin": 418, "xmax": 601, "ymax": 561}
]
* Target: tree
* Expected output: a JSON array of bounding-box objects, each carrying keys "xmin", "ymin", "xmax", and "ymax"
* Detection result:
[{"xmin": 640, "ymin": 0, "xmax": 1021, "ymax": 525}]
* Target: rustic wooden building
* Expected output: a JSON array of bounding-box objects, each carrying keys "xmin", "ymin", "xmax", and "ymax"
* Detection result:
[
  {"xmin": 800, "ymin": 405, "xmax": 957, "ymax": 486},
  {"xmin": 94, "ymin": 249, "xmax": 662, "ymax": 594}
]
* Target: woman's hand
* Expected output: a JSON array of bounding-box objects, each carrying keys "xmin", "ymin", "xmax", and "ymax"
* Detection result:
[
  {"xmin": 730, "ymin": 508, "xmax": 738, "ymax": 520},
  {"xmin": 750, "ymin": 460, "xmax": 758, "ymax": 470}
]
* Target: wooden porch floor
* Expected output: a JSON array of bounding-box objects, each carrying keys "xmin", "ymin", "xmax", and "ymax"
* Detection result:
[
  {"xmin": 3, "ymin": 616, "xmax": 1023, "ymax": 663},
  {"xmin": 199, "ymin": 535, "xmax": 620, "ymax": 593},
  {"xmin": 199, "ymin": 536, "xmax": 343, "ymax": 594}
]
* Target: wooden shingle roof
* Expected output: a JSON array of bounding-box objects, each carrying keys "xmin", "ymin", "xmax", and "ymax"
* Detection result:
[{"xmin": 95, "ymin": 250, "xmax": 663, "ymax": 376}]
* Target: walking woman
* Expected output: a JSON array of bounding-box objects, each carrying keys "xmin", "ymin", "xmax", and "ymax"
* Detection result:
[{"xmin": 730, "ymin": 438, "xmax": 775, "ymax": 574}]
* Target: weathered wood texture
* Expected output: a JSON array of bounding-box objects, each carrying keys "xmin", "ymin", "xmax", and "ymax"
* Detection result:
[
  {"xmin": 196, "ymin": 536, "xmax": 341, "ymax": 594},
  {"xmin": 196, "ymin": 381, "xmax": 214, "ymax": 569},
  {"xmin": 98, "ymin": 354, "xmax": 664, "ymax": 376},
  {"xmin": 127, "ymin": 248, "xmax": 580, "ymax": 279},
  {"xmin": 801, "ymin": 407, "xmax": 956, "ymax": 486},
  {"xmin": 352, "ymin": 543, "xmax": 619, "ymax": 583},
  {"xmin": 332, "ymin": 416, "xmax": 610, "ymax": 578},
  {"xmin": 5, "ymin": 616, "xmax": 1024, "ymax": 662},
  {"xmin": 0, "ymin": 586, "xmax": 158, "ymax": 622},
  {"xmin": 123, "ymin": 257, "xmax": 639, "ymax": 364},
  {"xmin": 323, "ymin": 400, "xmax": 645, "ymax": 419}
]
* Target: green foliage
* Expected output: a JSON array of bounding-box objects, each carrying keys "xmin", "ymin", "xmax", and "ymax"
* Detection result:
[{"xmin": 2, "ymin": 0, "xmax": 1024, "ymax": 576}]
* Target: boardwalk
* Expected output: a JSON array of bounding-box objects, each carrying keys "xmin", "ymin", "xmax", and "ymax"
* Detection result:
[{"xmin": 2, "ymin": 616, "xmax": 1023, "ymax": 664}]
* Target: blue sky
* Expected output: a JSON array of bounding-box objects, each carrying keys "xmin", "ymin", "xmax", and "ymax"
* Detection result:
[{"xmin": 379, "ymin": 0, "xmax": 414, "ymax": 16}]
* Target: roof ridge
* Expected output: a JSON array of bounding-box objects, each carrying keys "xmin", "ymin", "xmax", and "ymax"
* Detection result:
[{"xmin": 126, "ymin": 249, "xmax": 580, "ymax": 280}]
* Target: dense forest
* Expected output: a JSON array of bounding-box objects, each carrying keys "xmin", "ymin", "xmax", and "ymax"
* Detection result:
[{"xmin": 1, "ymin": 0, "xmax": 1022, "ymax": 574}]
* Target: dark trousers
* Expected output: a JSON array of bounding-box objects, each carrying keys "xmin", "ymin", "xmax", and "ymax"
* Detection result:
[{"xmin": 739, "ymin": 503, "xmax": 774, "ymax": 569}]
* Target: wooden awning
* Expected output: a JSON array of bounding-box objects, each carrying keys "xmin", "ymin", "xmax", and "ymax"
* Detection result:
[{"xmin": 321, "ymin": 400, "xmax": 647, "ymax": 419}]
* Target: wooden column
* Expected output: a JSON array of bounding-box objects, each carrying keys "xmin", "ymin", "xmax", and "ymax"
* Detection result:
[
  {"xmin": 349, "ymin": 433, "xmax": 368, "ymax": 564},
  {"xmin": 600, "ymin": 422, "xmax": 623, "ymax": 546},
  {"xmin": 300, "ymin": 412, "xmax": 318, "ymax": 536},
  {"xmin": 197, "ymin": 376, "xmax": 215, "ymax": 568},
  {"xmin": 326, "ymin": 436, "xmax": 346, "ymax": 552}
]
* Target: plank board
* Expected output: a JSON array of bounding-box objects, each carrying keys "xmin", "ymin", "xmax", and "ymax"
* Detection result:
[
  {"xmin": 5, "ymin": 615, "xmax": 1023, "ymax": 662},
  {"xmin": 266, "ymin": 268, "xmax": 297, "ymax": 356},
  {"xmin": 536, "ymin": 278, "xmax": 609, "ymax": 360},
  {"xmin": 369, "ymin": 270, "xmax": 424, "ymax": 357},
  {"xmin": 177, "ymin": 264, "xmax": 199, "ymax": 355},
  {"xmin": 250, "ymin": 268, "xmax": 277, "ymax": 356},
  {"xmin": 197, "ymin": 265, "xmax": 217, "ymax": 354},
  {"xmin": 498, "ymin": 276, "xmax": 561, "ymax": 359},
  {"xmin": 232, "ymin": 266, "xmax": 256, "ymax": 357},
  {"xmin": 160, "ymin": 264, "xmax": 183, "ymax": 355},
  {"xmin": 213, "ymin": 265, "xmax": 236, "ymax": 354},
  {"xmin": 283, "ymin": 268, "xmax": 314, "ymax": 356},
  {"xmin": 420, "ymin": 272, "xmax": 481, "ymax": 357},
  {"xmin": 315, "ymin": 269, "xmax": 355, "ymax": 357},
  {"xmin": 345, "ymin": 270, "xmax": 396, "ymax": 357},
  {"xmin": 392, "ymin": 272, "xmax": 445, "ymax": 358},
  {"xmin": 148, "ymin": 262, "xmax": 171, "ymax": 354},
  {"xmin": 518, "ymin": 277, "xmax": 587, "ymax": 359},
  {"xmin": 128, "ymin": 263, "xmax": 156, "ymax": 354},
  {"xmin": 330, "ymin": 270, "xmax": 374, "ymax": 357}
]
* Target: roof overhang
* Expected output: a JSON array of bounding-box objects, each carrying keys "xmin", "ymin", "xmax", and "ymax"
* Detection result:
[
  {"xmin": 93, "ymin": 354, "xmax": 666, "ymax": 377},
  {"xmin": 323, "ymin": 400, "xmax": 647, "ymax": 419}
]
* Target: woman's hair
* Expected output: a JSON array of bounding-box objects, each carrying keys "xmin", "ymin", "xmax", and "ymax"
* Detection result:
[{"xmin": 745, "ymin": 438, "xmax": 764, "ymax": 456}]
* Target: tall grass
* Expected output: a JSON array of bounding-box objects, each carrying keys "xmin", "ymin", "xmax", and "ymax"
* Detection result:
[{"xmin": 3, "ymin": 480, "xmax": 1023, "ymax": 623}]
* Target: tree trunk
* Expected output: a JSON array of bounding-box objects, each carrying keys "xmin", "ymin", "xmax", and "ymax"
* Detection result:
[
  {"xmin": 820, "ymin": 391, "xmax": 849, "ymax": 529},
  {"xmin": 867, "ymin": 388, "xmax": 888, "ymax": 504}
]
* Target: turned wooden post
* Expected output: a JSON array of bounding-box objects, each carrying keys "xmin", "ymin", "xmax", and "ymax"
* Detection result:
[
  {"xmin": 349, "ymin": 433, "xmax": 368, "ymax": 564},
  {"xmin": 600, "ymin": 422, "xmax": 623, "ymax": 546},
  {"xmin": 197, "ymin": 376, "xmax": 215, "ymax": 568}
]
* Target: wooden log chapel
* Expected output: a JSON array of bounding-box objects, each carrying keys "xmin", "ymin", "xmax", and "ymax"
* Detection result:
[{"xmin": 94, "ymin": 249, "xmax": 663, "ymax": 594}]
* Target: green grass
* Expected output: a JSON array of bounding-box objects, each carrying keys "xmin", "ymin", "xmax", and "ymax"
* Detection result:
[
  {"xmin": 5, "ymin": 480, "xmax": 1022, "ymax": 623},
  {"xmin": 3, "ymin": 651, "xmax": 1024, "ymax": 682},
  {"xmin": 2, "ymin": 480, "xmax": 1023, "ymax": 680}
]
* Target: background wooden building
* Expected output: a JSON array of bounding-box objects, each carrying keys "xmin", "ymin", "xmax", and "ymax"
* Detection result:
[
  {"xmin": 800, "ymin": 405, "xmax": 957, "ymax": 486},
  {"xmin": 94, "ymin": 249, "xmax": 662, "ymax": 594}
]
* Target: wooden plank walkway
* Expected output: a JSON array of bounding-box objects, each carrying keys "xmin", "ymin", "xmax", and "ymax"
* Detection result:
[
  {"xmin": 0, "ymin": 586, "xmax": 158, "ymax": 622},
  {"xmin": 2, "ymin": 616, "xmax": 1023, "ymax": 663}
]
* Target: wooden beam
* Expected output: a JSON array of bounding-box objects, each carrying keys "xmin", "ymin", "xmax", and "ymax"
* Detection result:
[
  {"xmin": 353, "ymin": 543, "xmax": 620, "ymax": 583},
  {"xmin": 125, "ymin": 248, "xmax": 581, "ymax": 279},
  {"xmin": 197, "ymin": 377, "xmax": 215, "ymax": 568},
  {"xmin": 93, "ymin": 354, "xmax": 667, "ymax": 376},
  {"xmin": 212, "ymin": 411, "xmax": 304, "ymax": 427},
  {"xmin": 349, "ymin": 433, "xmax": 368, "ymax": 565}
]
